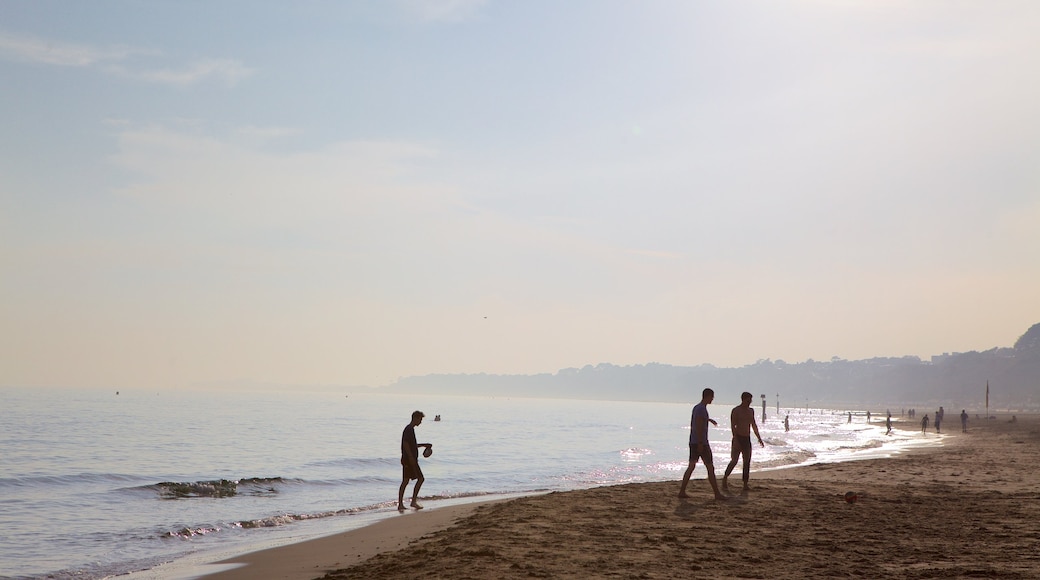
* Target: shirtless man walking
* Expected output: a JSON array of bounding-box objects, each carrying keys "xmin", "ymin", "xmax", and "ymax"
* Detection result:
[{"xmin": 722, "ymin": 392, "xmax": 764, "ymax": 494}]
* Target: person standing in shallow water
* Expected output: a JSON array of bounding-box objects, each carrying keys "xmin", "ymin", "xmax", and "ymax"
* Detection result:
[
  {"xmin": 399, "ymin": 410, "xmax": 433, "ymax": 510},
  {"xmin": 723, "ymin": 392, "xmax": 765, "ymax": 494},
  {"xmin": 679, "ymin": 388, "xmax": 727, "ymax": 500}
]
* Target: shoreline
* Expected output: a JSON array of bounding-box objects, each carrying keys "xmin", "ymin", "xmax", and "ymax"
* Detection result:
[
  {"xmin": 121, "ymin": 495, "xmax": 521, "ymax": 580},
  {"xmin": 193, "ymin": 415, "xmax": 1039, "ymax": 579},
  {"xmin": 121, "ymin": 415, "xmax": 1031, "ymax": 577},
  {"xmin": 197, "ymin": 499, "xmax": 509, "ymax": 580}
]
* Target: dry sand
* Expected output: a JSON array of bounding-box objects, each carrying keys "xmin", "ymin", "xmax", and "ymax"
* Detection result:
[{"xmin": 207, "ymin": 416, "xmax": 1040, "ymax": 580}]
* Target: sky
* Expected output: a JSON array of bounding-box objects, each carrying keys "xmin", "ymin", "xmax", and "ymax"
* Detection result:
[{"xmin": 2, "ymin": 1, "xmax": 1039, "ymax": 390}]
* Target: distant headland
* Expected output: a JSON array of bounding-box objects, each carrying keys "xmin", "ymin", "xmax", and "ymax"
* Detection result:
[{"xmin": 377, "ymin": 322, "xmax": 1040, "ymax": 410}]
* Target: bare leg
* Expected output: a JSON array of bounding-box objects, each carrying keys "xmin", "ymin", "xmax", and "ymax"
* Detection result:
[
  {"xmin": 722, "ymin": 440, "xmax": 740, "ymax": 491},
  {"xmin": 398, "ymin": 479, "xmax": 408, "ymax": 510},
  {"xmin": 703, "ymin": 460, "xmax": 727, "ymax": 500},
  {"xmin": 410, "ymin": 475, "xmax": 425, "ymax": 509},
  {"xmin": 678, "ymin": 461, "xmax": 698, "ymax": 498}
]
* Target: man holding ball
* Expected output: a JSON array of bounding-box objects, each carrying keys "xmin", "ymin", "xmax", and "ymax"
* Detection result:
[{"xmin": 399, "ymin": 410, "xmax": 433, "ymax": 510}]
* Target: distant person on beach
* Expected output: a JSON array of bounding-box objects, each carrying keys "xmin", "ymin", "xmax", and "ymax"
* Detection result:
[
  {"xmin": 848, "ymin": 412, "xmax": 852, "ymax": 424},
  {"xmin": 867, "ymin": 411, "xmax": 871, "ymax": 423},
  {"xmin": 922, "ymin": 414, "xmax": 929, "ymax": 433},
  {"xmin": 398, "ymin": 410, "xmax": 433, "ymax": 510},
  {"xmin": 723, "ymin": 392, "xmax": 765, "ymax": 494},
  {"xmin": 935, "ymin": 410, "xmax": 942, "ymax": 433},
  {"xmin": 679, "ymin": 388, "xmax": 727, "ymax": 500},
  {"xmin": 784, "ymin": 414, "xmax": 790, "ymax": 432},
  {"xmin": 886, "ymin": 413, "xmax": 892, "ymax": 435},
  {"xmin": 961, "ymin": 409, "xmax": 968, "ymax": 432}
]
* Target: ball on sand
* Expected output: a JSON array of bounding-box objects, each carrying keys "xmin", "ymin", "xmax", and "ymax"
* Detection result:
[
  {"xmin": 844, "ymin": 491, "xmax": 859, "ymax": 503},
  {"xmin": 423, "ymin": 447, "xmax": 433, "ymax": 458}
]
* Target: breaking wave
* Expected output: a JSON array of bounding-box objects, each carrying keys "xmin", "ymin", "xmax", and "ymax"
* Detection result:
[{"xmin": 146, "ymin": 477, "xmax": 295, "ymax": 499}]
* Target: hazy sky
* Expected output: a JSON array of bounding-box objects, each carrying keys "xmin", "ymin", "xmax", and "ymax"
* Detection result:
[{"xmin": 2, "ymin": 1, "xmax": 1039, "ymax": 390}]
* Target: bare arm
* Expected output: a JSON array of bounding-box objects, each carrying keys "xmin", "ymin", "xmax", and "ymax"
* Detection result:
[{"xmin": 750, "ymin": 417, "xmax": 764, "ymax": 447}]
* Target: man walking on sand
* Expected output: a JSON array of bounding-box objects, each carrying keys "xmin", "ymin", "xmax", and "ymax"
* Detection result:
[
  {"xmin": 679, "ymin": 388, "xmax": 727, "ymax": 500},
  {"xmin": 399, "ymin": 410, "xmax": 433, "ymax": 511},
  {"xmin": 722, "ymin": 392, "xmax": 765, "ymax": 494}
]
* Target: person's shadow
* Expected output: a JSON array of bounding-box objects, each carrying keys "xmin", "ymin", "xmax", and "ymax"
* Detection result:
[
  {"xmin": 673, "ymin": 499, "xmax": 702, "ymax": 520},
  {"xmin": 674, "ymin": 493, "xmax": 744, "ymax": 519}
]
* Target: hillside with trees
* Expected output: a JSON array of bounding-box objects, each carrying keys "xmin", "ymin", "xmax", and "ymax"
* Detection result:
[{"xmin": 382, "ymin": 323, "xmax": 1040, "ymax": 412}]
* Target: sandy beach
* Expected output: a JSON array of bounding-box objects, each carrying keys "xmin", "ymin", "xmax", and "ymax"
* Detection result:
[{"xmin": 207, "ymin": 415, "xmax": 1040, "ymax": 579}]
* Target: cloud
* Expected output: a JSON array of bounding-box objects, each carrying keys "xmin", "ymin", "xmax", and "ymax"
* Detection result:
[
  {"xmin": 109, "ymin": 125, "xmax": 447, "ymax": 224},
  {"xmin": 118, "ymin": 57, "xmax": 255, "ymax": 87},
  {"xmin": 103, "ymin": 123, "xmax": 658, "ymax": 307},
  {"xmin": 624, "ymin": 249, "xmax": 683, "ymax": 260},
  {"xmin": 236, "ymin": 125, "xmax": 303, "ymax": 140},
  {"xmin": 0, "ymin": 31, "xmax": 140, "ymax": 66},
  {"xmin": 0, "ymin": 30, "xmax": 252, "ymax": 86},
  {"xmin": 396, "ymin": 0, "xmax": 489, "ymax": 22}
]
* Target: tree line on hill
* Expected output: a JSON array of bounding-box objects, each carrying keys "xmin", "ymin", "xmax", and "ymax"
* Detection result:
[{"xmin": 381, "ymin": 322, "xmax": 1040, "ymax": 411}]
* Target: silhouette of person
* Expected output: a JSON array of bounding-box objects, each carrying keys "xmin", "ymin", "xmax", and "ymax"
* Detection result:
[
  {"xmin": 867, "ymin": 411, "xmax": 871, "ymax": 423},
  {"xmin": 961, "ymin": 409, "xmax": 968, "ymax": 432},
  {"xmin": 848, "ymin": 412, "xmax": 852, "ymax": 424},
  {"xmin": 723, "ymin": 392, "xmax": 765, "ymax": 494},
  {"xmin": 398, "ymin": 410, "xmax": 432, "ymax": 510},
  {"xmin": 921, "ymin": 414, "xmax": 929, "ymax": 433},
  {"xmin": 784, "ymin": 414, "xmax": 790, "ymax": 432},
  {"xmin": 885, "ymin": 413, "xmax": 892, "ymax": 435},
  {"xmin": 935, "ymin": 410, "xmax": 942, "ymax": 433},
  {"xmin": 679, "ymin": 388, "xmax": 726, "ymax": 500}
]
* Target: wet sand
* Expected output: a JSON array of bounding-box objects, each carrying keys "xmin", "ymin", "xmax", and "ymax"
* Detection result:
[{"xmin": 207, "ymin": 415, "xmax": 1040, "ymax": 579}]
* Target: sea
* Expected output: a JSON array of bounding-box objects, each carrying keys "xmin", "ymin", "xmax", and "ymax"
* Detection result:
[{"xmin": 0, "ymin": 387, "xmax": 943, "ymax": 579}]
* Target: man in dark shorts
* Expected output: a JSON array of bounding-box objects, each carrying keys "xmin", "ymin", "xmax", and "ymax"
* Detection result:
[
  {"xmin": 398, "ymin": 410, "xmax": 432, "ymax": 510},
  {"xmin": 679, "ymin": 388, "xmax": 727, "ymax": 500},
  {"xmin": 722, "ymin": 392, "xmax": 764, "ymax": 494}
]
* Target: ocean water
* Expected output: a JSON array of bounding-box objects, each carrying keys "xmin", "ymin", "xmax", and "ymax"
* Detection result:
[{"xmin": 0, "ymin": 387, "xmax": 941, "ymax": 579}]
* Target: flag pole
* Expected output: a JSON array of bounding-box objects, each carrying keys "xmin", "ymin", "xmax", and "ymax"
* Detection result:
[{"xmin": 985, "ymin": 380, "xmax": 989, "ymax": 419}]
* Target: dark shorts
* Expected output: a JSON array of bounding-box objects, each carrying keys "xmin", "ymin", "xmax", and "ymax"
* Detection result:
[
  {"xmin": 688, "ymin": 443, "xmax": 713, "ymax": 464},
  {"xmin": 402, "ymin": 458, "xmax": 423, "ymax": 481},
  {"xmin": 731, "ymin": 435, "xmax": 752, "ymax": 456}
]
